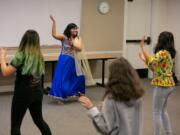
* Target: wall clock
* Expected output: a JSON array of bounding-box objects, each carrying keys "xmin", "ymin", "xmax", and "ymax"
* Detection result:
[{"xmin": 97, "ymin": 1, "xmax": 110, "ymax": 15}]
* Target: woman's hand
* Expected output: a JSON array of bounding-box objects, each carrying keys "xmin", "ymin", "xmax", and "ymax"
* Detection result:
[
  {"xmin": 79, "ymin": 96, "xmax": 94, "ymax": 110},
  {"xmin": 72, "ymin": 37, "xmax": 78, "ymax": 46},
  {"xmin": 0, "ymin": 48, "xmax": 7, "ymax": 59},
  {"xmin": 50, "ymin": 15, "xmax": 55, "ymax": 22},
  {"xmin": 72, "ymin": 37, "xmax": 82, "ymax": 51},
  {"xmin": 0, "ymin": 48, "xmax": 16, "ymax": 76}
]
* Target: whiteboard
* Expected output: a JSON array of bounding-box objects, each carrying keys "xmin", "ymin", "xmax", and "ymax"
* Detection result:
[{"xmin": 0, "ymin": 0, "xmax": 82, "ymax": 47}]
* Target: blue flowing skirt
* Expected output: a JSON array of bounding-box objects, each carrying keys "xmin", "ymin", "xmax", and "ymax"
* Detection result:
[{"xmin": 49, "ymin": 54, "xmax": 85, "ymax": 100}]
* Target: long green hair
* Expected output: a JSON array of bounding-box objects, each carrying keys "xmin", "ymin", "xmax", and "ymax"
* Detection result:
[{"xmin": 18, "ymin": 30, "xmax": 44, "ymax": 75}]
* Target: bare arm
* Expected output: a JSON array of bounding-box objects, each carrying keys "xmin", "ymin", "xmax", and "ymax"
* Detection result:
[
  {"xmin": 139, "ymin": 36, "xmax": 150, "ymax": 64},
  {"xmin": 50, "ymin": 15, "xmax": 64, "ymax": 41},
  {"xmin": 140, "ymin": 36, "xmax": 149, "ymax": 61},
  {"xmin": 139, "ymin": 36, "xmax": 157, "ymax": 71},
  {"xmin": 0, "ymin": 48, "xmax": 16, "ymax": 76}
]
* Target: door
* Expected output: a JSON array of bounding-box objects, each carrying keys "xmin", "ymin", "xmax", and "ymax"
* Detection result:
[{"xmin": 123, "ymin": 0, "xmax": 152, "ymax": 70}]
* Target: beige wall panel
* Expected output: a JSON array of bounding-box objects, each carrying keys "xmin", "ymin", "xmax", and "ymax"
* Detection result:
[{"xmin": 80, "ymin": 0, "xmax": 124, "ymax": 79}]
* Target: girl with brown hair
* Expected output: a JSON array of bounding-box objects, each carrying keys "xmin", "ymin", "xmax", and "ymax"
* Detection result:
[{"xmin": 79, "ymin": 57, "xmax": 145, "ymax": 135}]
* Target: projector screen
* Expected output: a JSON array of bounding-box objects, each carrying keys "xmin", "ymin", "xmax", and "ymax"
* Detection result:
[{"xmin": 0, "ymin": 0, "xmax": 82, "ymax": 47}]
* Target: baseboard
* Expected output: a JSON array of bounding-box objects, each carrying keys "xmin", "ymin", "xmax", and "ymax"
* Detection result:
[
  {"xmin": 0, "ymin": 82, "xmax": 52, "ymax": 93},
  {"xmin": 94, "ymin": 78, "xmax": 108, "ymax": 84},
  {"xmin": 0, "ymin": 85, "xmax": 14, "ymax": 93},
  {"xmin": 0, "ymin": 73, "xmax": 148, "ymax": 93},
  {"xmin": 0, "ymin": 91, "xmax": 13, "ymax": 95},
  {"xmin": 0, "ymin": 78, "xmax": 109, "ymax": 94},
  {"xmin": 93, "ymin": 69, "xmax": 148, "ymax": 86}
]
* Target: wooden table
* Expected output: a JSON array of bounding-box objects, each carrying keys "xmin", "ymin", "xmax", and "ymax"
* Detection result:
[{"xmin": 1, "ymin": 46, "xmax": 120, "ymax": 87}]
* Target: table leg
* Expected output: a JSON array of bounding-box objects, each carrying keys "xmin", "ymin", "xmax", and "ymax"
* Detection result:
[{"xmin": 96, "ymin": 59, "xmax": 106, "ymax": 87}]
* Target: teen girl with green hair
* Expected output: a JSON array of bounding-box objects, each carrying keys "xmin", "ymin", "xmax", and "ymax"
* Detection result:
[{"xmin": 0, "ymin": 30, "xmax": 52, "ymax": 135}]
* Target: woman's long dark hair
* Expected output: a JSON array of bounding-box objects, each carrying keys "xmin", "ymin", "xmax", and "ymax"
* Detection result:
[
  {"xmin": 63, "ymin": 23, "xmax": 78, "ymax": 38},
  {"xmin": 104, "ymin": 57, "xmax": 145, "ymax": 102},
  {"xmin": 154, "ymin": 31, "xmax": 176, "ymax": 59}
]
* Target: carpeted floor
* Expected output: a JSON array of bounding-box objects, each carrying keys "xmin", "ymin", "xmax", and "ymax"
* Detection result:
[{"xmin": 0, "ymin": 79, "xmax": 180, "ymax": 135}]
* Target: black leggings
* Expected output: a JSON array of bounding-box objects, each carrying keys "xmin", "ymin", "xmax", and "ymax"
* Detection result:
[{"xmin": 11, "ymin": 97, "xmax": 52, "ymax": 135}]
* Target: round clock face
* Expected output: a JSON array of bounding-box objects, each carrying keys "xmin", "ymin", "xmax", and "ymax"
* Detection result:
[{"xmin": 98, "ymin": 1, "xmax": 110, "ymax": 15}]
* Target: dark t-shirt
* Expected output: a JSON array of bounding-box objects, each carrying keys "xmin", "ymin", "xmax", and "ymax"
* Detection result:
[{"xmin": 10, "ymin": 52, "xmax": 43, "ymax": 101}]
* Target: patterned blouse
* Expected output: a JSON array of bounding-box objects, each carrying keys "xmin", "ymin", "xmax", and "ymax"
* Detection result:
[
  {"xmin": 61, "ymin": 36, "xmax": 74, "ymax": 57},
  {"xmin": 146, "ymin": 50, "xmax": 175, "ymax": 87}
]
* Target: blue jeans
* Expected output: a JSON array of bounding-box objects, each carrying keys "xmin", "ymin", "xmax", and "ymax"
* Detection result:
[{"xmin": 153, "ymin": 86, "xmax": 174, "ymax": 135}]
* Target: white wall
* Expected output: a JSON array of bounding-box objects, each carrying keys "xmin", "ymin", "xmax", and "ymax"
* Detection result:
[
  {"xmin": 0, "ymin": 0, "xmax": 81, "ymax": 47},
  {"xmin": 151, "ymin": 0, "xmax": 167, "ymax": 46},
  {"xmin": 124, "ymin": 0, "xmax": 179, "ymax": 80},
  {"xmin": 166, "ymin": 0, "xmax": 180, "ymax": 79},
  {"xmin": 151, "ymin": 0, "xmax": 180, "ymax": 79}
]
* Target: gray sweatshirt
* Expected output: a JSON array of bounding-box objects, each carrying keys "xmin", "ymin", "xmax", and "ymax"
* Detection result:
[{"xmin": 87, "ymin": 97, "xmax": 143, "ymax": 135}]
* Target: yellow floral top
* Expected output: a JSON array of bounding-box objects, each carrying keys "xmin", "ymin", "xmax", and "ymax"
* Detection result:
[{"xmin": 146, "ymin": 50, "xmax": 175, "ymax": 87}]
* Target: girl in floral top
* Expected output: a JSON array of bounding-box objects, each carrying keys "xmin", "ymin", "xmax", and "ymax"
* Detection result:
[{"xmin": 139, "ymin": 31, "xmax": 176, "ymax": 135}]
